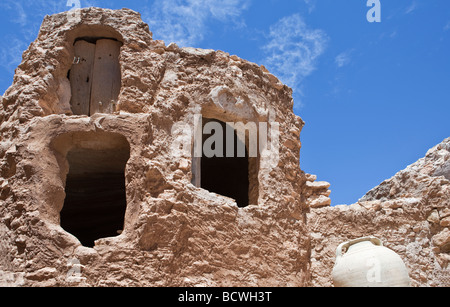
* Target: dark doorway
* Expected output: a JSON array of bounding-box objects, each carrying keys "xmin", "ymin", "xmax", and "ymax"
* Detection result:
[
  {"xmin": 201, "ymin": 118, "xmax": 250, "ymax": 208},
  {"xmin": 60, "ymin": 136, "xmax": 130, "ymax": 248}
]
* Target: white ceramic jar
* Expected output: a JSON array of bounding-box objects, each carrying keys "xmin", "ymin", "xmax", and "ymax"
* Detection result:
[{"xmin": 332, "ymin": 237, "xmax": 411, "ymax": 287}]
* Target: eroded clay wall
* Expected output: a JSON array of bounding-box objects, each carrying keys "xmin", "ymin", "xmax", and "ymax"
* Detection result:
[{"xmin": 0, "ymin": 8, "xmax": 310, "ymax": 287}]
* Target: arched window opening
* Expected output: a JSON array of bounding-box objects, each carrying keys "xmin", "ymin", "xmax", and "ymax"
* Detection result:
[{"xmin": 197, "ymin": 118, "xmax": 259, "ymax": 208}]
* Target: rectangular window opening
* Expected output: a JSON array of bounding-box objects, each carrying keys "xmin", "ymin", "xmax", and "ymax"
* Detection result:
[{"xmin": 195, "ymin": 117, "xmax": 259, "ymax": 208}]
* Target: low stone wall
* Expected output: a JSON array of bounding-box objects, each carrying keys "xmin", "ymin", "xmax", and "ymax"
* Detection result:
[{"xmin": 308, "ymin": 138, "xmax": 450, "ymax": 287}]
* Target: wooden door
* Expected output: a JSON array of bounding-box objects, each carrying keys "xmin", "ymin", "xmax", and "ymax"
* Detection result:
[
  {"xmin": 69, "ymin": 39, "xmax": 121, "ymax": 116},
  {"xmin": 69, "ymin": 40, "xmax": 96, "ymax": 116},
  {"xmin": 90, "ymin": 39, "xmax": 122, "ymax": 115}
]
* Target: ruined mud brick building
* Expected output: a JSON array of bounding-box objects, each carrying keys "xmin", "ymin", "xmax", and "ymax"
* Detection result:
[{"xmin": 0, "ymin": 8, "xmax": 448, "ymax": 287}]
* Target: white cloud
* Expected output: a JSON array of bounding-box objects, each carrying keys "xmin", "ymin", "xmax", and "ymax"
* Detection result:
[
  {"xmin": 405, "ymin": 1, "xmax": 418, "ymax": 14},
  {"xmin": 444, "ymin": 21, "xmax": 450, "ymax": 32},
  {"xmin": 0, "ymin": 38, "xmax": 29, "ymax": 72},
  {"xmin": 144, "ymin": 0, "xmax": 251, "ymax": 46},
  {"xmin": 335, "ymin": 50, "xmax": 352, "ymax": 68},
  {"xmin": 0, "ymin": 1, "xmax": 64, "ymax": 72},
  {"xmin": 390, "ymin": 30, "xmax": 398, "ymax": 39},
  {"xmin": 262, "ymin": 14, "xmax": 328, "ymax": 92},
  {"xmin": 0, "ymin": 1, "xmax": 27, "ymax": 27},
  {"xmin": 303, "ymin": 0, "xmax": 316, "ymax": 13},
  {"xmin": 12, "ymin": 2, "xmax": 27, "ymax": 27}
]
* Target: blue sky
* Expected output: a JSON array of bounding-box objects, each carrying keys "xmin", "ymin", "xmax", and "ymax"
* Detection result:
[{"xmin": 0, "ymin": 0, "xmax": 449, "ymax": 205}]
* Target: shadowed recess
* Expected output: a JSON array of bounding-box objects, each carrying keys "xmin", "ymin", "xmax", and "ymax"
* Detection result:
[
  {"xmin": 201, "ymin": 118, "xmax": 250, "ymax": 208},
  {"xmin": 59, "ymin": 133, "xmax": 130, "ymax": 248}
]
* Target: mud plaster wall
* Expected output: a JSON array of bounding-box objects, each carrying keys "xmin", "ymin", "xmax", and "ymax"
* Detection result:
[{"xmin": 0, "ymin": 8, "xmax": 310, "ymax": 287}]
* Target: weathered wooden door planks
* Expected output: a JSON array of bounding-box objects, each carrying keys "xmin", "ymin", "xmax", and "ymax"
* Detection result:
[
  {"xmin": 69, "ymin": 40, "xmax": 96, "ymax": 116},
  {"xmin": 69, "ymin": 39, "xmax": 121, "ymax": 116},
  {"xmin": 90, "ymin": 39, "xmax": 122, "ymax": 115}
]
